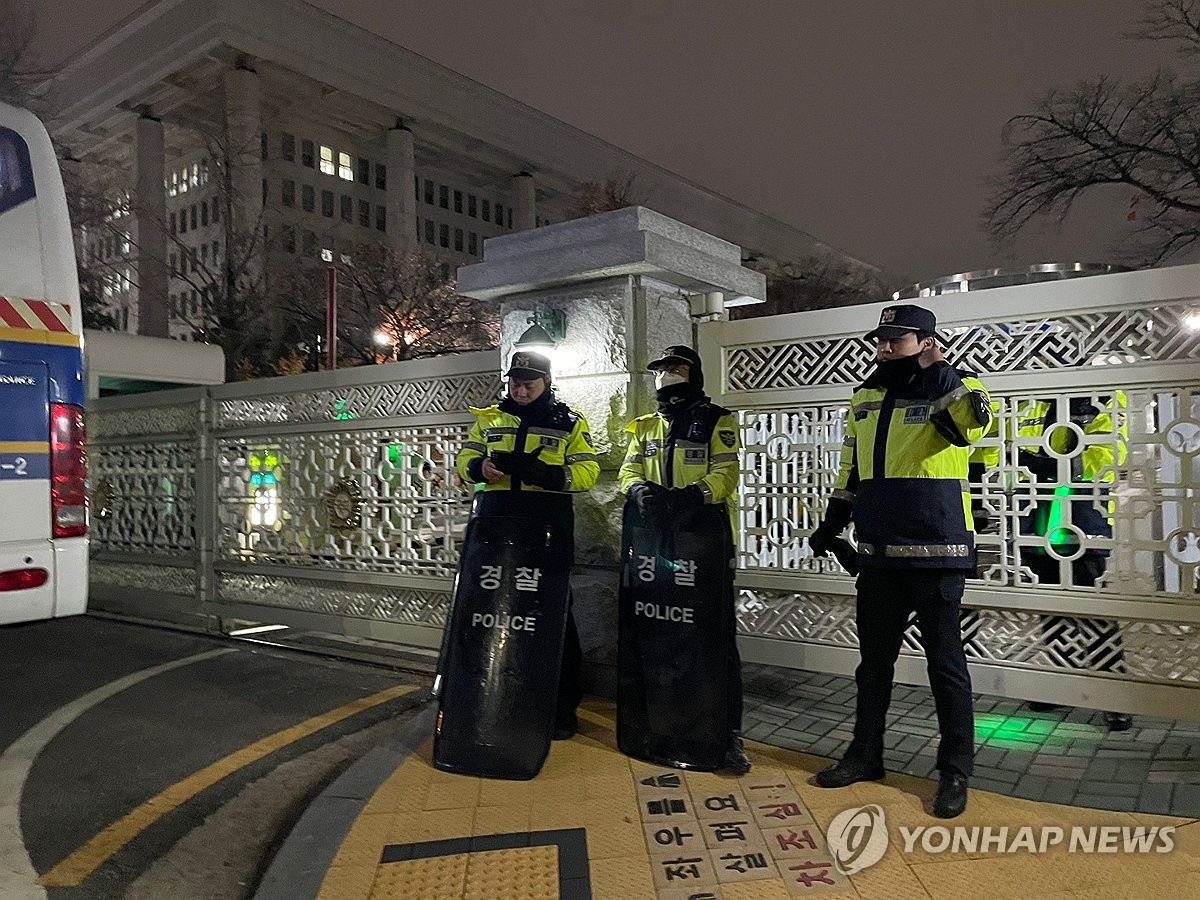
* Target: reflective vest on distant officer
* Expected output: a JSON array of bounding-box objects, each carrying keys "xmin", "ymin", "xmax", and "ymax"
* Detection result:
[
  {"xmin": 1015, "ymin": 392, "xmax": 1127, "ymax": 540},
  {"xmin": 834, "ymin": 365, "xmax": 993, "ymax": 568},
  {"xmin": 619, "ymin": 407, "xmax": 741, "ymax": 537},
  {"xmin": 457, "ymin": 404, "xmax": 600, "ymax": 494}
]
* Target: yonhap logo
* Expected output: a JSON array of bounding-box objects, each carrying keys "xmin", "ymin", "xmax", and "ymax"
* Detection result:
[{"xmin": 827, "ymin": 804, "xmax": 889, "ymax": 875}]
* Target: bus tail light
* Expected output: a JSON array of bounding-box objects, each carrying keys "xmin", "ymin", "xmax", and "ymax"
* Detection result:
[
  {"xmin": 0, "ymin": 568, "xmax": 49, "ymax": 591},
  {"xmin": 50, "ymin": 403, "xmax": 87, "ymax": 538}
]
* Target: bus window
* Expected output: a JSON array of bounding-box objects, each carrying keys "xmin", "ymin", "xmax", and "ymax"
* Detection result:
[{"xmin": 0, "ymin": 125, "xmax": 36, "ymax": 214}]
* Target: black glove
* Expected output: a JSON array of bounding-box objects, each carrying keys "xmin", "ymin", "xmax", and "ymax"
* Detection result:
[
  {"xmin": 809, "ymin": 520, "xmax": 841, "ymax": 557},
  {"xmin": 810, "ymin": 496, "xmax": 853, "ymax": 556},
  {"xmin": 512, "ymin": 446, "xmax": 566, "ymax": 491},
  {"xmin": 667, "ymin": 484, "xmax": 705, "ymax": 515},
  {"xmin": 489, "ymin": 450, "xmax": 516, "ymax": 473},
  {"xmin": 628, "ymin": 482, "xmax": 665, "ymax": 525}
]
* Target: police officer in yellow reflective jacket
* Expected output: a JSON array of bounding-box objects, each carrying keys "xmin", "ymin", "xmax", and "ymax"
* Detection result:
[
  {"xmin": 1015, "ymin": 392, "xmax": 1131, "ymax": 731},
  {"xmin": 456, "ymin": 350, "xmax": 600, "ymax": 738},
  {"xmin": 809, "ymin": 304, "xmax": 992, "ymax": 819},
  {"xmin": 618, "ymin": 345, "xmax": 750, "ymax": 773}
]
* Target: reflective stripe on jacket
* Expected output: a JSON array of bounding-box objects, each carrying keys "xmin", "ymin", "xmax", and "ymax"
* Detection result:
[
  {"xmin": 455, "ymin": 403, "xmax": 599, "ymax": 494},
  {"xmin": 834, "ymin": 361, "xmax": 992, "ymax": 569},
  {"xmin": 618, "ymin": 404, "xmax": 741, "ymax": 538}
]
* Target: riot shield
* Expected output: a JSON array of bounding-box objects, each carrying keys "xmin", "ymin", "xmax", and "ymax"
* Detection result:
[
  {"xmin": 433, "ymin": 515, "xmax": 572, "ymax": 779},
  {"xmin": 617, "ymin": 502, "xmax": 732, "ymax": 770}
]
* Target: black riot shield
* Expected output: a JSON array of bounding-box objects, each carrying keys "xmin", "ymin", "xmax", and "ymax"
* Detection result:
[
  {"xmin": 617, "ymin": 501, "xmax": 733, "ymax": 770},
  {"xmin": 433, "ymin": 515, "xmax": 572, "ymax": 780}
]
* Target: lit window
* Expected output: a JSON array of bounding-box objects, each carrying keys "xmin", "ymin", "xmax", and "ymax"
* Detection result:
[
  {"xmin": 319, "ymin": 145, "xmax": 334, "ymax": 175},
  {"xmin": 178, "ymin": 167, "xmax": 188, "ymax": 193},
  {"xmin": 320, "ymin": 247, "xmax": 333, "ymax": 262},
  {"xmin": 338, "ymin": 151, "xmax": 353, "ymax": 181},
  {"xmin": 169, "ymin": 171, "xmax": 178, "ymax": 197},
  {"xmin": 200, "ymin": 158, "xmax": 209, "ymax": 185},
  {"xmin": 191, "ymin": 162, "xmax": 199, "ymax": 187}
]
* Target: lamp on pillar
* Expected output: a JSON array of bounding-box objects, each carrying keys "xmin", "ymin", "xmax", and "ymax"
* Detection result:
[{"xmin": 514, "ymin": 307, "xmax": 566, "ymax": 363}]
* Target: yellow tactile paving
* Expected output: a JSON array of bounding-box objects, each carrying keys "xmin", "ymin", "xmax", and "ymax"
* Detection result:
[{"xmin": 313, "ymin": 699, "xmax": 1200, "ymax": 900}]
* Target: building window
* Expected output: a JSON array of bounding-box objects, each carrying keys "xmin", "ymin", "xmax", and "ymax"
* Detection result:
[
  {"xmin": 302, "ymin": 230, "xmax": 316, "ymax": 258},
  {"xmin": 340, "ymin": 194, "xmax": 352, "ymax": 222},
  {"xmin": 282, "ymin": 224, "xmax": 296, "ymax": 254},
  {"xmin": 482, "ymin": 199, "xmax": 491, "ymax": 222},
  {"xmin": 438, "ymin": 184, "xmax": 449, "ymax": 209},
  {"xmin": 200, "ymin": 159, "xmax": 209, "ymax": 185},
  {"xmin": 282, "ymin": 132, "xmax": 295, "ymax": 162},
  {"xmin": 319, "ymin": 145, "xmax": 334, "ymax": 175},
  {"xmin": 200, "ymin": 244, "xmax": 209, "ymax": 265},
  {"xmin": 468, "ymin": 232, "xmax": 477, "ymax": 255},
  {"xmin": 375, "ymin": 163, "xmax": 387, "ymax": 191},
  {"xmin": 414, "ymin": 174, "xmax": 420, "ymax": 200},
  {"xmin": 180, "ymin": 211, "xmax": 188, "ymax": 234},
  {"xmin": 507, "ymin": 207, "xmax": 513, "ymax": 228},
  {"xmin": 169, "ymin": 171, "xmax": 178, "ymax": 197},
  {"xmin": 439, "ymin": 222, "xmax": 449, "ymax": 247},
  {"xmin": 201, "ymin": 201, "xmax": 209, "ymax": 226},
  {"xmin": 191, "ymin": 162, "xmax": 199, "ymax": 187},
  {"xmin": 424, "ymin": 179, "xmax": 434, "ymax": 205},
  {"xmin": 212, "ymin": 197, "xmax": 220, "ymax": 223},
  {"xmin": 424, "ymin": 219, "xmax": 434, "ymax": 243},
  {"xmin": 453, "ymin": 190, "xmax": 463, "ymax": 214},
  {"xmin": 212, "ymin": 240, "xmax": 219, "ymax": 263},
  {"xmin": 190, "ymin": 205, "xmax": 198, "ymax": 230},
  {"xmin": 321, "ymin": 190, "xmax": 334, "ymax": 217},
  {"xmin": 454, "ymin": 227, "xmax": 463, "ymax": 251},
  {"xmin": 169, "ymin": 212, "xmax": 177, "ymax": 234},
  {"xmin": 338, "ymin": 151, "xmax": 353, "ymax": 181},
  {"xmin": 282, "ymin": 179, "xmax": 295, "ymax": 207},
  {"xmin": 495, "ymin": 203, "xmax": 504, "ymax": 227},
  {"xmin": 320, "ymin": 247, "xmax": 333, "ymax": 262},
  {"xmin": 301, "ymin": 139, "xmax": 314, "ymax": 168},
  {"xmin": 376, "ymin": 205, "xmax": 386, "ymax": 232},
  {"xmin": 302, "ymin": 184, "xmax": 314, "ymax": 212},
  {"xmin": 261, "ymin": 133, "xmax": 268, "ymax": 160},
  {"xmin": 178, "ymin": 167, "xmax": 188, "ymax": 193},
  {"xmin": 358, "ymin": 157, "xmax": 370, "ymax": 185},
  {"xmin": 468, "ymin": 194, "xmax": 477, "ymax": 217},
  {"xmin": 358, "ymin": 199, "xmax": 370, "ymax": 227}
]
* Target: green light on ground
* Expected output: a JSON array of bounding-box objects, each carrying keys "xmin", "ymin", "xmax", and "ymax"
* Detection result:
[{"xmin": 1045, "ymin": 484, "xmax": 1072, "ymax": 545}]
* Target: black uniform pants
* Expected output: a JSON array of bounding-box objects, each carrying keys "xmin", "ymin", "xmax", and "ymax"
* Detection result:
[
  {"xmin": 556, "ymin": 600, "xmax": 583, "ymax": 727},
  {"xmin": 845, "ymin": 568, "xmax": 975, "ymax": 779}
]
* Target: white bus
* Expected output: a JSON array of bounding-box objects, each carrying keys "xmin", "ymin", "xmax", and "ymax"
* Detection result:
[{"xmin": 0, "ymin": 100, "xmax": 88, "ymax": 624}]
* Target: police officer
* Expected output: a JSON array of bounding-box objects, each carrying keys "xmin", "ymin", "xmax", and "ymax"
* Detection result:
[
  {"xmin": 618, "ymin": 345, "xmax": 751, "ymax": 773},
  {"xmin": 456, "ymin": 350, "xmax": 600, "ymax": 739},
  {"xmin": 1015, "ymin": 392, "xmax": 1131, "ymax": 731},
  {"xmin": 809, "ymin": 304, "xmax": 992, "ymax": 819}
]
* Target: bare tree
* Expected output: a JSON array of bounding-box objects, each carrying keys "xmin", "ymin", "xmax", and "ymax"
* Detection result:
[
  {"xmin": 734, "ymin": 255, "xmax": 892, "ymax": 319},
  {"xmin": 277, "ymin": 243, "xmax": 498, "ymax": 366},
  {"xmin": 574, "ymin": 170, "xmax": 649, "ymax": 217},
  {"xmin": 985, "ymin": 0, "xmax": 1200, "ymax": 264}
]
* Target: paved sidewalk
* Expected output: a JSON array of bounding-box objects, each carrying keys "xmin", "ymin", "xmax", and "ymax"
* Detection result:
[
  {"xmin": 740, "ymin": 664, "xmax": 1200, "ymax": 819},
  {"xmin": 258, "ymin": 694, "xmax": 1200, "ymax": 900}
]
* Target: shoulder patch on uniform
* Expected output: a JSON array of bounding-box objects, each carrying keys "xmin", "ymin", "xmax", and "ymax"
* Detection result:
[{"xmin": 719, "ymin": 429, "xmax": 736, "ymax": 448}]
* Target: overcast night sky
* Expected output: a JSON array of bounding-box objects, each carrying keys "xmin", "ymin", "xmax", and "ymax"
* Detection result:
[{"xmin": 29, "ymin": 0, "xmax": 1188, "ymax": 285}]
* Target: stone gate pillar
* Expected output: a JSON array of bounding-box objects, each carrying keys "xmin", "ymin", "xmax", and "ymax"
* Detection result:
[{"xmin": 458, "ymin": 206, "xmax": 765, "ymax": 695}]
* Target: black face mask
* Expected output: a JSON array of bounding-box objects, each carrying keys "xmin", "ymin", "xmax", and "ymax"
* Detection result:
[{"xmin": 873, "ymin": 353, "xmax": 922, "ymax": 389}]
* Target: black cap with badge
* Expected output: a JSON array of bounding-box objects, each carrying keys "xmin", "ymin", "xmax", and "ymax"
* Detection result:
[
  {"xmin": 865, "ymin": 304, "xmax": 938, "ymax": 341},
  {"xmin": 503, "ymin": 350, "xmax": 552, "ymax": 380}
]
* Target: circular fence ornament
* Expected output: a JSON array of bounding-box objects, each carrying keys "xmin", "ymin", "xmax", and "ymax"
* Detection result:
[{"xmin": 326, "ymin": 478, "xmax": 363, "ymax": 530}]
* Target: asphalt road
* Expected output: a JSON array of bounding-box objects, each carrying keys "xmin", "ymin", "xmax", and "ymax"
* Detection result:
[{"xmin": 0, "ymin": 615, "xmax": 432, "ymax": 900}]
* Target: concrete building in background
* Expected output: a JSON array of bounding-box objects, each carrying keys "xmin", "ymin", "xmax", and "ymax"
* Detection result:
[{"xmin": 49, "ymin": 0, "xmax": 876, "ymax": 341}]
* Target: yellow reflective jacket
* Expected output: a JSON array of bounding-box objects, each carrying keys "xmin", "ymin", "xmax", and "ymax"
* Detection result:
[
  {"xmin": 456, "ymin": 401, "xmax": 599, "ymax": 494},
  {"xmin": 831, "ymin": 361, "xmax": 992, "ymax": 569},
  {"xmin": 618, "ymin": 403, "xmax": 741, "ymax": 537}
]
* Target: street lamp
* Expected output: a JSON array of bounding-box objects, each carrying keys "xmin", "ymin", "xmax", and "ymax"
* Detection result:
[{"xmin": 514, "ymin": 307, "xmax": 566, "ymax": 357}]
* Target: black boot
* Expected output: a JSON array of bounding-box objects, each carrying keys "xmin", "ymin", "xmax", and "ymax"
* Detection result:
[
  {"xmin": 1103, "ymin": 711, "xmax": 1133, "ymax": 732},
  {"xmin": 933, "ymin": 773, "xmax": 968, "ymax": 819},
  {"xmin": 553, "ymin": 712, "xmax": 577, "ymax": 741},
  {"xmin": 723, "ymin": 732, "xmax": 751, "ymax": 774},
  {"xmin": 815, "ymin": 758, "xmax": 885, "ymax": 789}
]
